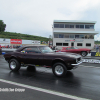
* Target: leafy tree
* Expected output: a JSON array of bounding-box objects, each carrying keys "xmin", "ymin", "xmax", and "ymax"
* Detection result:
[{"xmin": 0, "ymin": 20, "xmax": 6, "ymax": 32}]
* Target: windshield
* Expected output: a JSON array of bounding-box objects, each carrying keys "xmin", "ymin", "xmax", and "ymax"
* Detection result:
[
  {"xmin": 74, "ymin": 46, "xmax": 78, "ymax": 49},
  {"xmin": 39, "ymin": 46, "xmax": 54, "ymax": 53}
]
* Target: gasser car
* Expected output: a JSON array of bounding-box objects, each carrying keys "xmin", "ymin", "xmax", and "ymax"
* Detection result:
[
  {"xmin": 56, "ymin": 46, "xmax": 91, "ymax": 57},
  {"xmin": 4, "ymin": 46, "xmax": 82, "ymax": 77}
]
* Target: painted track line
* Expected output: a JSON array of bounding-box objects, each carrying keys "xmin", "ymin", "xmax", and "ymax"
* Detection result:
[
  {"xmin": 0, "ymin": 79, "xmax": 90, "ymax": 100},
  {"xmin": 79, "ymin": 65, "xmax": 100, "ymax": 69}
]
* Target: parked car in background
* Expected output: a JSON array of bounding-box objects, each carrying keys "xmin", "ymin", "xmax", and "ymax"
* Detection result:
[
  {"xmin": 4, "ymin": 46, "xmax": 82, "ymax": 77},
  {"xmin": 56, "ymin": 46, "xmax": 91, "ymax": 57}
]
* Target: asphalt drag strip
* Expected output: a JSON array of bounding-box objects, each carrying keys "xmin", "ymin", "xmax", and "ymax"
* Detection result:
[{"xmin": 0, "ymin": 79, "xmax": 90, "ymax": 100}]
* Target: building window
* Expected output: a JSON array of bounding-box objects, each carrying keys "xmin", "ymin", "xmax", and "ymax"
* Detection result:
[
  {"xmin": 65, "ymin": 24, "xmax": 70, "ymax": 28},
  {"xmin": 70, "ymin": 35, "xmax": 74, "ymax": 38},
  {"xmin": 85, "ymin": 25, "xmax": 90, "ymax": 29},
  {"xmin": 76, "ymin": 25, "xmax": 84, "ymax": 28},
  {"xmin": 75, "ymin": 35, "xmax": 79, "ymax": 38},
  {"xmin": 64, "ymin": 34, "xmax": 69, "ymax": 38},
  {"xmin": 80, "ymin": 25, "xmax": 84, "ymax": 28},
  {"xmin": 89, "ymin": 35, "xmax": 94, "ymax": 39},
  {"xmin": 85, "ymin": 35, "xmax": 90, "ymax": 39},
  {"xmin": 79, "ymin": 35, "xmax": 84, "ymax": 39},
  {"xmin": 77, "ymin": 43, "xmax": 82, "ymax": 46},
  {"xmin": 59, "ymin": 24, "xmax": 64, "ymax": 28},
  {"xmin": 63, "ymin": 43, "xmax": 69, "ymax": 46},
  {"xmin": 59, "ymin": 34, "xmax": 64, "ymax": 38},
  {"xmin": 54, "ymin": 24, "xmax": 65, "ymax": 28},
  {"xmin": 56, "ymin": 43, "xmax": 62, "ymax": 46},
  {"xmin": 70, "ymin": 25, "xmax": 74, "ymax": 28},
  {"xmin": 90, "ymin": 25, "xmax": 94, "ymax": 29},
  {"xmin": 86, "ymin": 43, "xmax": 91, "ymax": 46},
  {"xmin": 54, "ymin": 34, "xmax": 59, "ymax": 38},
  {"xmin": 85, "ymin": 25, "xmax": 94, "ymax": 29},
  {"xmin": 65, "ymin": 24, "xmax": 74, "ymax": 28},
  {"xmin": 76, "ymin": 25, "xmax": 79, "ymax": 28},
  {"xmin": 54, "ymin": 24, "xmax": 59, "ymax": 28}
]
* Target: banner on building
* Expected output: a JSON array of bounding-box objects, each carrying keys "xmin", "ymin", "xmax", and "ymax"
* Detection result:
[{"xmin": 10, "ymin": 39, "xmax": 22, "ymax": 44}]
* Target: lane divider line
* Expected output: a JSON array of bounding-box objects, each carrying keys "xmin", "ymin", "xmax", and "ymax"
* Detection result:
[
  {"xmin": 0, "ymin": 79, "xmax": 90, "ymax": 100},
  {"xmin": 79, "ymin": 65, "xmax": 100, "ymax": 69}
]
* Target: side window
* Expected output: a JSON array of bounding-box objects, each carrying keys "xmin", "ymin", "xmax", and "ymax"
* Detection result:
[
  {"xmin": 21, "ymin": 47, "xmax": 41, "ymax": 54},
  {"xmin": 70, "ymin": 47, "xmax": 74, "ymax": 49},
  {"xmin": 66, "ymin": 47, "xmax": 71, "ymax": 50},
  {"xmin": 31, "ymin": 47, "xmax": 41, "ymax": 53}
]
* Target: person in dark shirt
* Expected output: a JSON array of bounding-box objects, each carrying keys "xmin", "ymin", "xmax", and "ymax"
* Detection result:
[{"xmin": 52, "ymin": 46, "xmax": 56, "ymax": 50}]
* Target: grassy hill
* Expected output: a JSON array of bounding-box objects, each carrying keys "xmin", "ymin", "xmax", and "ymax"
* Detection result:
[{"xmin": 0, "ymin": 32, "xmax": 49, "ymax": 42}]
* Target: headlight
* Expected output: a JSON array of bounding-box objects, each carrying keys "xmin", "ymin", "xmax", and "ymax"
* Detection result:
[{"xmin": 76, "ymin": 57, "xmax": 82, "ymax": 63}]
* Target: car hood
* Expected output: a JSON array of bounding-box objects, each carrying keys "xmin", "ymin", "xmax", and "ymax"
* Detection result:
[{"xmin": 46, "ymin": 52, "xmax": 81, "ymax": 59}]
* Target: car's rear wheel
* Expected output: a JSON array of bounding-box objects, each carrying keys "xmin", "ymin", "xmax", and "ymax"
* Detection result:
[
  {"xmin": 81, "ymin": 51, "xmax": 87, "ymax": 57},
  {"xmin": 52, "ymin": 62, "xmax": 67, "ymax": 77},
  {"xmin": 9, "ymin": 59, "xmax": 20, "ymax": 71}
]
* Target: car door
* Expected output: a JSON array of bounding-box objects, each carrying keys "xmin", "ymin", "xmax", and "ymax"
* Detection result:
[
  {"xmin": 65, "ymin": 47, "xmax": 77, "ymax": 53},
  {"xmin": 20, "ymin": 47, "xmax": 44, "ymax": 65}
]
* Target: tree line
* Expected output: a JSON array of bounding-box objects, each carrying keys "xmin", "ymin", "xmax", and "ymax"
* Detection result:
[{"xmin": 0, "ymin": 20, "xmax": 49, "ymax": 42}]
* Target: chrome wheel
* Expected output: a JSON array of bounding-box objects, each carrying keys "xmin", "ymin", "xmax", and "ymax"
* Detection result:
[
  {"xmin": 81, "ymin": 52, "xmax": 87, "ymax": 57},
  {"xmin": 10, "ymin": 61, "xmax": 16, "ymax": 69},
  {"xmin": 55, "ymin": 65, "xmax": 64, "ymax": 75}
]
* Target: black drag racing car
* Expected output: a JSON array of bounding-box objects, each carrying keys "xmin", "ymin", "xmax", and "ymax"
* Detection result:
[{"xmin": 4, "ymin": 46, "xmax": 82, "ymax": 77}]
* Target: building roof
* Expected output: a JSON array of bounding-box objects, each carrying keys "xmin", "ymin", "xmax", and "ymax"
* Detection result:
[{"xmin": 54, "ymin": 20, "xmax": 96, "ymax": 24}]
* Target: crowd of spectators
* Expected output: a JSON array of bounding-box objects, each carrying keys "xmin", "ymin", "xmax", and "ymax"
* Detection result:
[{"xmin": 1, "ymin": 45, "xmax": 23, "ymax": 49}]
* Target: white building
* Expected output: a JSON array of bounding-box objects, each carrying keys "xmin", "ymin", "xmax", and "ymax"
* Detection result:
[{"xmin": 53, "ymin": 20, "xmax": 99, "ymax": 50}]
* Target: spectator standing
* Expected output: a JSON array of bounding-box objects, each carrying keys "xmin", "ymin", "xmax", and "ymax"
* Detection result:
[
  {"xmin": 52, "ymin": 46, "xmax": 56, "ymax": 50},
  {"xmin": 96, "ymin": 44, "xmax": 99, "ymax": 52},
  {"xmin": 99, "ymin": 45, "xmax": 100, "ymax": 53}
]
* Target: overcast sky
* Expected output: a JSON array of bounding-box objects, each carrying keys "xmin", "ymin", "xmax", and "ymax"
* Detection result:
[{"xmin": 0, "ymin": 0, "xmax": 100, "ymax": 40}]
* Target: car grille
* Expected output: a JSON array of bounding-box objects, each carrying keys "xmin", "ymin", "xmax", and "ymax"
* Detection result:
[{"xmin": 77, "ymin": 57, "xmax": 81, "ymax": 61}]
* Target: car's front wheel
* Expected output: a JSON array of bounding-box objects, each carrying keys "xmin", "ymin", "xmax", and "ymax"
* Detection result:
[
  {"xmin": 81, "ymin": 51, "xmax": 87, "ymax": 57},
  {"xmin": 9, "ymin": 59, "xmax": 20, "ymax": 71},
  {"xmin": 52, "ymin": 62, "xmax": 67, "ymax": 77}
]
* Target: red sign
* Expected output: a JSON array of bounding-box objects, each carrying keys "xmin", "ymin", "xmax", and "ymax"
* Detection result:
[
  {"xmin": 10, "ymin": 39, "xmax": 22, "ymax": 44},
  {"xmin": 70, "ymin": 40, "xmax": 75, "ymax": 41}
]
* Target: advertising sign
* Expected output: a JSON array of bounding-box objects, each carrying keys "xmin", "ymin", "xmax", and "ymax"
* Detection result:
[
  {"xmin": 0, "ymin": 38, "xmax": 10, "ymax": 43},
  {"xmin": 91, "ymin": 52, "xmax": 100, "ymax": 56},
  {"xmin": 10, "ymin": 39, "xmax": 22, "ymax": 44},
  {"xmin": 32, "ymin": 41, "xmax": 40, "ymax": 44},
  {"xmin": 65, "ymin": 39, "xmax": 84, "ymax": 42}
]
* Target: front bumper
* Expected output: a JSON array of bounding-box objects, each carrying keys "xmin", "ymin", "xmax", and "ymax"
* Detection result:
[{"xmin": 71, "ymin": 61, "xmax": 82, "ymax": 66}]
